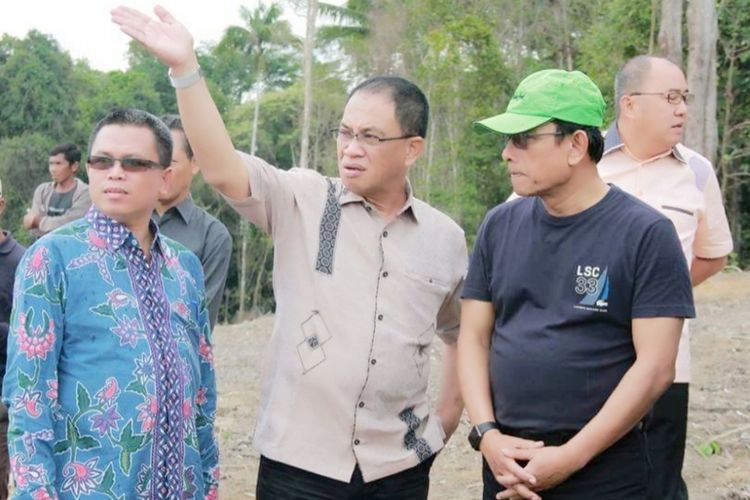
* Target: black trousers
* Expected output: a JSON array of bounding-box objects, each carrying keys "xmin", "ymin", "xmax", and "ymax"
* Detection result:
[
  {"xmin": 256, "ymin": 454, "xmax": 435, "ymax": 500},
  {"xmin": 645, "ymin": 383, "xmax": 689, "ymax": 500},
  {"xmin": 482, "ymin": 426, "xmax": 648, "ymax": 500}
]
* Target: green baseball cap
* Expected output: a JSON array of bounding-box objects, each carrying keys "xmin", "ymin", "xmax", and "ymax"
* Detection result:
[{"xmin": 475, "ymin": 69, "xmax": 605, "ymax": 135}]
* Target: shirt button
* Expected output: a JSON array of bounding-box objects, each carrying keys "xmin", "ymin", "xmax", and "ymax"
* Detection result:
[
  {"xmin": 382, "ymin": 231, "xmax": 388, "ymax": 238},
  {"xmin": 358, "ymin": 401, "xmax": 365, "ymax": 408},
  {"xmin": 370, "ymin": 359, "xmax": 377, "ymax": 365},
  {"xmin": 382, "ymin": 271, "xmax": 388, "ymax": 278},
  {"xmin": 377, "ymin": 314, "xmax": 383, "ymax": 321},
  {"xmin": 354, "ymin": 439, "xmax": 360, "ymax": 446},
  {"xmin": 365, "ymin": 205, "xmax": 372, "ymax": 212}
]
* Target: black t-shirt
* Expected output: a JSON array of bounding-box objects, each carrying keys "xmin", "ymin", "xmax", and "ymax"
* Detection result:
[
  {"xmin": 47, "ymin": 188, "xmax": 75, "ymax": 217},
  {"xmin": 463, "ymin": 186, "xmax": 695, "ymax": 431}
]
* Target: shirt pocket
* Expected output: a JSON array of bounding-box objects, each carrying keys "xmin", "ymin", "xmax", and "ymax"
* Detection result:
[
  {"xmin": 400, "ymin": 267, "xmax": 453, "ymax": 333},
  {"xmin": 659, "ymin": 204, "xmax": 698, "ymax": 246}
]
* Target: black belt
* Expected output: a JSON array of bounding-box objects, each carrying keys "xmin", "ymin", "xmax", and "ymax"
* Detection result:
[
  {"xmin": 498, "ymin": 421, "xmax": 645, "ymax": 447},
  {"xmin": 498, "ymin": 425, "xmax": 578, "ymax": 447}
]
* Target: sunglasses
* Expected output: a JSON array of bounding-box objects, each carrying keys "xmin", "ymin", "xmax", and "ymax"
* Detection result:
[
  {"xmin": 506, "ymin": 131, "xmax": 565, "ymax": 149},
  {"xmin": 88, "ymin": 155, "xmax": 165, "ymax": 173}
]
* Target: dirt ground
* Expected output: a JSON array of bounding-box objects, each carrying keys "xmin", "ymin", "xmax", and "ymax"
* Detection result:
[{"xmin": 213, "ymin": 271, "xmax": 750, "ymax": 499}]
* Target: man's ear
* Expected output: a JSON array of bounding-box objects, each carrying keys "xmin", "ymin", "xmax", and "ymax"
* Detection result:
[
  {"xmin": 190, "ymin": 157, "xmax": 199, "ymax": 176},
  {"xmin": 567, "ymin": 130, "xmax": 589, "ymax": 167},
  {"xmin": 71, "ymin": 161, "xmax": 80, "ymax": 173},
  {"xmin": 158, "ymin": 167, "xmax": 172, "ymax": 198},
  {"xmin": 404, "ymin": 136, "xmax": 425, "ymax": 168},
  {"xmin": 619, "ymin": 94, "xmax": 636, "ymax": 120},
  {"xmin": 0, "ymin": 197, "xmax": 6, "ymax": 216}
]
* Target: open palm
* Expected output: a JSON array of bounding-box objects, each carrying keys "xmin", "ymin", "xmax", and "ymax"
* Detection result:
[{"xmin": 111, "ymin": 6, "xmax": 195, "ymax": 69}]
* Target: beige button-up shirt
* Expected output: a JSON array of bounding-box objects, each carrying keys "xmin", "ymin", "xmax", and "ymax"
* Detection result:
[
  {"xmin": 599, "ymin": 125, "xmax": 733, "ymax": 382},
  {"xmin": 225, "ymin": 153, "xmax": 467, "ymax": 482}
]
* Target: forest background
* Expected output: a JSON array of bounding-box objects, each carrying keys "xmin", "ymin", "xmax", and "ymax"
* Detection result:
[{"xmin": 0, "ymin": 0, "xmax": 748, "ymax": 323}]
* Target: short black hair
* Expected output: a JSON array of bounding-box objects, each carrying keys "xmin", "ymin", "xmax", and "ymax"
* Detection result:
[
  {"xmin": 160, "ymin": 114, "xmax": 193, "ymax": 160},
  {"xmin": 50, "ymin": 143, "xmax": 81, "ymax": 165},
  {"xmin": 347, "ymin": 76, "xmax": 429, "ymax": 138},
  {"xmin": 552, "ymin": 119, "xmax": 604, "ymax": 163},
  {"xmin": 88, "ymin": 108, "xmax": 172, "ymax": 167}
]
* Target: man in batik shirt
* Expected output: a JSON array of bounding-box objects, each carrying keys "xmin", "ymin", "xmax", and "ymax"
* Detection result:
[{"xmin": 3, "ymin": 108, "xmax": 219, "ymax": 499}]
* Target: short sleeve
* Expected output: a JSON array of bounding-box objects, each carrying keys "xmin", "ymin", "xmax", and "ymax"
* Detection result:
[
  {"xmin": 462, "ymin": 216, "xmax": 493, "ymax": 302},
  {"xmin": 632, "ymin": 219, "xmax": 695, "ymax": 319},
  {"xmin": 693, "ymin": 167, "xmax": 733, "ymax": 259}
]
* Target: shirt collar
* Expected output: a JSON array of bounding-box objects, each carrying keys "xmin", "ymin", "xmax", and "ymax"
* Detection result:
[
  {"xmin": 157, "ymin": 195, "xmax": 197, "ymax": 225},
  {"xmin": 86, "ymin": 206, "xmax": 164, "ymax": 255},
  {"xmin": 338, "ymin": 178, "xmax": 420, "ymax": 223},
  {"xmin": 602, "ymin": 122, "xmax": 687, "ymax": 164}
]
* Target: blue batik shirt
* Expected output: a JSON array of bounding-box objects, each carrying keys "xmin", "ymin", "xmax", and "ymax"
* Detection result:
[{"xmin": 3, "ymin": 208, "xmax": 219, "ymax": 499}]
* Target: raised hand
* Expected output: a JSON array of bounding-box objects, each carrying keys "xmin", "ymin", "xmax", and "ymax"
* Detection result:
[{"xmin": 111, "ymin": 5, "xmax": 197, "ymax": 72}]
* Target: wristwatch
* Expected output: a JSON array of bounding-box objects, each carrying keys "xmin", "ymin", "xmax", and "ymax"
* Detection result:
[
  {"xmin": 168, "ymin": 66, "xmax": 203, "ymax": 89},
  {"xmin": 468, "ymin": 421, "xmax": 500, "ymax": 451}
]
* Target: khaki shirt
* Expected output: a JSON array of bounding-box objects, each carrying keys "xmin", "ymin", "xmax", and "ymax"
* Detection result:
[
  {"xmin": 225, "ymin": 153, "xmax": 467, "ymax": 482},
  {"xmin": 30, "ymin": 178, "xmax": 91, "ymax": 237},
  {"xmin": 599, "ymin": 125, "xmax": 733, "ymax": 382}
]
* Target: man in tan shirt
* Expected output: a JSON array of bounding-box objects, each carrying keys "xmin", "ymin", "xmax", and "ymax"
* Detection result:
[
  {"xmin": 24, "ymin": 143, "xmax": 91, "ymax": 238},
  {"xmin": 599, "ymin": 55, "xmax": 733, "ymax": 500},
  {"xmin": 113, "ymin": 6, "xmax": 467, "ymax": 499}
]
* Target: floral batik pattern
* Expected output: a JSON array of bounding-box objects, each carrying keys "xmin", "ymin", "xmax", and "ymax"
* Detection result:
[{"xmin": 3, "ymin": 208, "xmax": 219, "ymax": 499}]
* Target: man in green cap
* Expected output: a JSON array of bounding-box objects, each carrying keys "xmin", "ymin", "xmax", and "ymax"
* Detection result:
[{"xmin": 457, "ymin": 69, "xmax": 695, "ymax": 499}]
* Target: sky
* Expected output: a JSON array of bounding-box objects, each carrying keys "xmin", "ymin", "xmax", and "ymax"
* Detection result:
[{"xmin": 0, "ymin": 0, "xmax": 320, "ymax": 72}]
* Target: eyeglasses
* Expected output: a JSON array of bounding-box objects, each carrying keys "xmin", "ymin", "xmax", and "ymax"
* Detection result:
[
  {"xmin": 629, "ymin": 90, "xmax": 695, "ymax": 105},
  {"xmin": 88, "ymin": 155, "xmax": 165, "ymax": 173},
  {"xmin": 331, "ymin": 128, "xmax": 417, "ymax": 147},
  {"xmin": 505, "ymin": 131, "xmax": 565, "ymax": 149}
]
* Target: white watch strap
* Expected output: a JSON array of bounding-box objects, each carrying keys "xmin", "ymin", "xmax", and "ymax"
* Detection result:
[{"xmin": 168, "ymin": 67, "xmax": 202, "ymax": 89}]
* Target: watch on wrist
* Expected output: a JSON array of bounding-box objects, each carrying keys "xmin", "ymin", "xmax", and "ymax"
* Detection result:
[
  {"xmin": 168, "ymin": 66, "xmax": 203, "ymax": 89},
  {"xmin": 468, "ymin": 421, "xmax": 500, "ymax": 451}
]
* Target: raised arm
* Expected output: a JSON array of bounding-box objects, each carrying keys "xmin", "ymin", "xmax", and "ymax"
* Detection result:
[{"xmin": 111, "ymin": 6, "xmax": 250, "ymax": 200}]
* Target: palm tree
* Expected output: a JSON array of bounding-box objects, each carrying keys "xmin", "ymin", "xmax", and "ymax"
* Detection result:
[
  {"xmin": 298, "ymin": 0, "xmax": 370, "ymax": 169},
  {"xmin": 216, "ymin": 2, "xmax": 300, "ymax": 318}
]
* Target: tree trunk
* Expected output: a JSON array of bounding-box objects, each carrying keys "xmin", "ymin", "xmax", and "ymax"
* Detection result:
[
  {"xmin": 685, "ymin": 0, "xmax": 718, "ymax": 164},
  {"xmin": 238, "ymin": 219, "xmax": 249, "ymax": 319},
  {"xmin": 251, "ymin": 235, "xmax": 273, "ymax": 312},
  {"xmin": 657, "ymin": 0, "xmax": 683, "ymax": 64},
  {"xmin": 557, "ymin": 0, "xmax": 573, "ymax": 71},
  {"xmin": 299, "ymin": 0, "xmax": 319, "ymax": 169},
  {"xmin": 239, "ymin": 86, "xmax": 263, "ymax": 319}
]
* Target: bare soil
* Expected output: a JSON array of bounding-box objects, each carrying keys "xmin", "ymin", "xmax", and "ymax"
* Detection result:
[{"xmin": 214, "ymin": 271, "xmax": 750, "ymax": 499}]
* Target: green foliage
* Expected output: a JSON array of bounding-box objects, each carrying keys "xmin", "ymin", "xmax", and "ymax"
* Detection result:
[
  {"xmin": 697, "ymin": 439, "xmax": 722, "ymax": 457},
  {"xmin": 0, "ymin": 132, "xmax": 56, "ymax": 245},
  {"xmin": 212, "ymin": 2, "xmax": 300, "ymax": 102},
  {"xmin": 577, "ymin": 0, "xmax": 654, "ymax": 123},
  {"xmin": 0, "ymin": 31, "xmax": 77, "ymax": 140}
]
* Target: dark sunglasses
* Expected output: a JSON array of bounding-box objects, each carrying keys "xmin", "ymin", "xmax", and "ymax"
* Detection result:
[
  {"xmin": 88, "ymin": 155, "xmax": 165, "ymax": 172},
  {"xmin": 506, "ymin": 131, "xmax": 565, "ymax": 149}
]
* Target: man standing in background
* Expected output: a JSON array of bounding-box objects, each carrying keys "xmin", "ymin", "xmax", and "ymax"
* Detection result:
[
  {"xmin": 0, "ymin": 175, "xmax": 25, "ymax": 500},
  {"xmin": 24, "ymin": 143, "xmax": 91, "ymax": 238},
  {"xmin": 599, "ymin": 55, "xmax": 733, "ymax": 499},
  {"xmin": 155, "ymin": 114, "xmax": 232, "ymax": 328}
]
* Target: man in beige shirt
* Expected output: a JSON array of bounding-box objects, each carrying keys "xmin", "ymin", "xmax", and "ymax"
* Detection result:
[
  {"xmin": 24, "ymin": 143, "xmax": 91, "ymax": 238},
  {"xmin": 113, "ymin": 6, "xmax": 467, "ymax": 499},
  {"xmin": 599, "ymin": 55, "xmax": 733, "ymax": 500}
]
